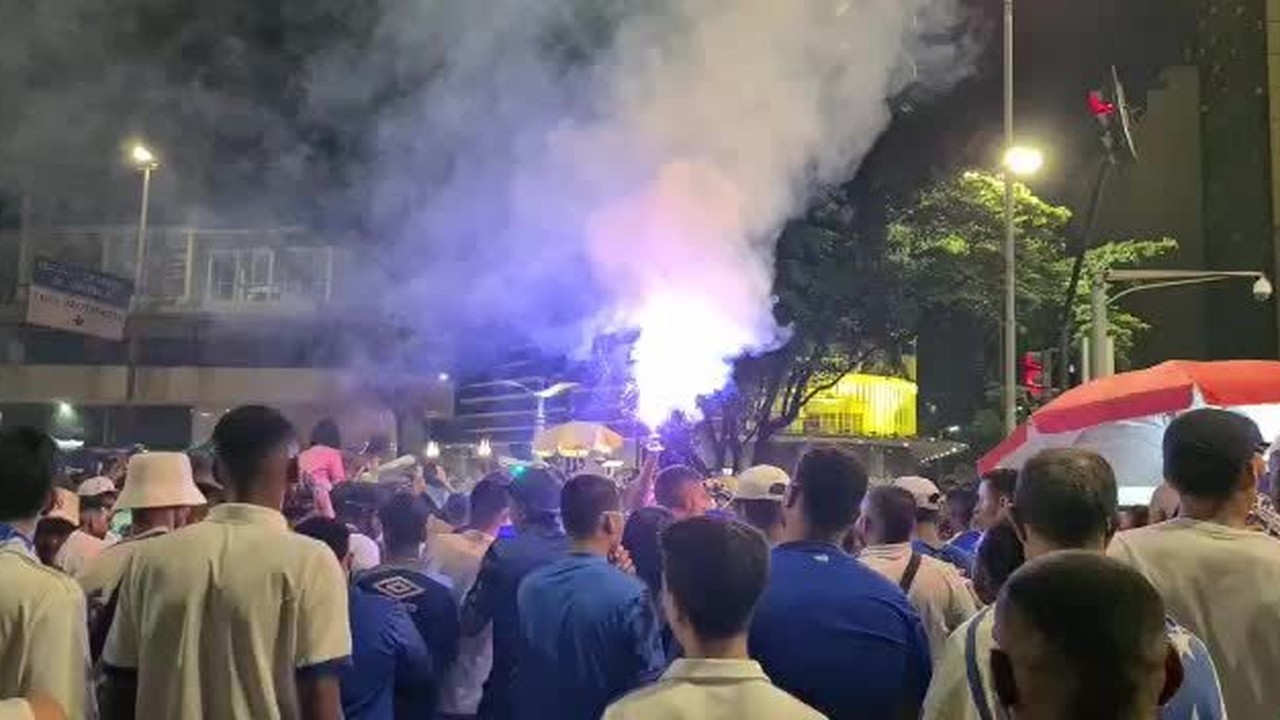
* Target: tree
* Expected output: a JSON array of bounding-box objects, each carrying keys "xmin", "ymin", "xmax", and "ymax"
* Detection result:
[
  {"xmin": 697, "ymin": 191, "xmax": 906, "ymax": 470},
  {"xmin": 888, "ymin": 170, "xmax": 1175, "ymax": 449}
]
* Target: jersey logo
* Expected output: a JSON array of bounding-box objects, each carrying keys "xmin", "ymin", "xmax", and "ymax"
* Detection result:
[{"xmin": 370, "ymin": 574, "xmax": 427, "ymax": 601}]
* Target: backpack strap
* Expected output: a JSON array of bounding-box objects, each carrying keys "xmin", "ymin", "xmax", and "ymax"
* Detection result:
[
  {"xmin": 898, "ymin": 550, "xmax": 924, "ymax": 594},
  {"xmin": 966, "ymin": 607, "xmax": 996, "ymax": 720}
]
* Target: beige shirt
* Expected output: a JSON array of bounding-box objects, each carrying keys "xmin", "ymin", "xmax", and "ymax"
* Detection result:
[
  {"xmin": 922, "ymin": 609, "xmax": 998, "ymax": 720},
  {"xmin": 0, "ymin": 535, "xmax": 94, "ymax": 720},
  {"xmin": 604, "ymin": 658, "xmax": 826, "ymax": 720},
  {"xmin": 76, "ymin": 527, "xmax": 169, "ymax": 631},
  {"xmin": 859, "ymin": 543, "xmax": 979, "ymax": 661},
  {"xmin": 1109, "ymin": 517, "xmax": 1280, "ymax": 719},
  {"xmin": 424, "ymin": 529, "xmax": 496, "ymax": 715},
  {"xmin": 103, "ymin": 503, "xmax": 352, "ymax": 720},
  {"xmin": 0, "ymin": 699, "xmax": 32, "ymax": 720},
  {"xmin": 52, "ymin": 530, "xmax": 104, "ymax": 577}
]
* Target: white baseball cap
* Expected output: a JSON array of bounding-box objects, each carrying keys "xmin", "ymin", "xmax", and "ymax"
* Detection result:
[
  {"xmin": 115, "ymin": 452, "xmax": 207, "ymax": 511},
  {"xmin": 77, "ymin": 476, "xmax": 117, "ymax": 498},
  {"xmin": 733, "ymin": 465, "xmax": 791, "ymax": 502},
  {"xmin": 891, "ymin": 476, "xmax": 943, "ymax": 512}
]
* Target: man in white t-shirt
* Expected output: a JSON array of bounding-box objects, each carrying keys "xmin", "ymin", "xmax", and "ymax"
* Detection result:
[
  {"xmin": 1109, "ymin": 408, "xmax": 1280, "ymax": 719},
  {"xmin": 0, "ymin": 428, "xmax": 94, "ymax": 720},
  {"xmin": 102, "ymin": 405, "xmax": 351, "ymax": 720},
  {"xmin": 858, "ymin": 484, "xmax": 977, "ymax": 659},
  {"xmin": 424, "ymin": 475, "xmax": 510, "ymax": 719}
]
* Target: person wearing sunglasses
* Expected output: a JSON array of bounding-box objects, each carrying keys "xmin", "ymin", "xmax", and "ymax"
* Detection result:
[{"xmin": 512, "ymin": 474, "xmax": 664, "ymax": 720}]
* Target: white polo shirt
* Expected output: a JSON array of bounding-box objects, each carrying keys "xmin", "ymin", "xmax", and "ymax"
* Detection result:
[
  {"xmin": 859, "ymin": 542, "xmax": 979, "ymax": 660},
  {"xmin": 103, "ymin": 503, "xmax": 352, "ymax": 720},
  {"xmin": 0, "ymin": 531, "xmax": 94, "ymax": 720},
  {"xmin": 603, "ymin": 658, "xmax": 827, "ymax": 720}
]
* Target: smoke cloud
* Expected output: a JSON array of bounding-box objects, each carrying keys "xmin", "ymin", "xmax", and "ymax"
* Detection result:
[{"xmin": 341, "ymin": 0, "xmax": 970, "ymax": 425}]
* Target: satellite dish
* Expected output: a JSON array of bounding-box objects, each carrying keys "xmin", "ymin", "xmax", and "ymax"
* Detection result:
[{"xmin": 1111, "ymin": 66, "xmax": 1138, "ymax": 162}]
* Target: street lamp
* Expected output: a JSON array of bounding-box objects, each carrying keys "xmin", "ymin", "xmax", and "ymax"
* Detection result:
[
  {"xmin": 1003, "ymin": 146, "xmax": 1044, "ymax": 177},
  {"xmin": 1000, "ymin": 0, "xmax": 1016, "ymax": 435},
  {"xmin": 1000, "ymin": 140, "xmax": 1044, "ymax": 433},
  {"xmin": 129, "ymin": 143, "xmax": 159, "ymax": 292},
  {"xmin": 1089, "ymin": 269, "xmax": 1273, "ymax": 377},
  {"xmin": 488, "ymin": 379, "xmax": 581, "ymax": 435}
]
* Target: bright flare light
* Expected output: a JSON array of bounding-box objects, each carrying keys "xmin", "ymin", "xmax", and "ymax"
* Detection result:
[
  {"xmin": 630, "ymin": 292, "xmax": 760, "ymax": 428},
  {"xmin": 130, "ymin": 144, "xmax": 157, "ymax": 167},
  {"xmin": 1002, "ymin": 146, "xmax": 1044, "ymax": 177}
]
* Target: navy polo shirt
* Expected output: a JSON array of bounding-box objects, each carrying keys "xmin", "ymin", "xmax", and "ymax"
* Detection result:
[
  {"xmin": 340, "ymin": 585, "xmax": 433, "ymax": 720},
  {"xmin": 513, "ymin": 553, "xmax": 666, "ymax": 720},
  {"xmin": 750, "ymin": 541, "xmax": 932, "ymax": 720},
  {"xmin": 913, "ymin": 538, "xmax": 974, "ymax": 576},
  {"xmin": 462, "ymin": 522, "xmax": 570, "ymax": 720}
]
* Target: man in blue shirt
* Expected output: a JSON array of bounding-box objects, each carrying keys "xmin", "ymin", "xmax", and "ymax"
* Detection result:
[
  {"xmin": 461, "ymin": 468, "xmax": 570, "ymax": 720},
  {"xmin": 513, "ymin": 474, "xmax": 665, "ymax": 720},
  {"xmin": 893, "ymin": 476, "xmax": 974, "ymax": 575},
  {"xmin": 356, "ymin": 494, "xmax": 459, "ymax": 716},
  {"xmin": 750, "ymin": 447, "xmax": 932, "ymax": 720},
  {"xmin": 296, "ymin": 517, "xmax": 433, "ymax": 720},
  {"xmin": 943, "ymin": 487, "xmax": 982, "ymax": 556}
]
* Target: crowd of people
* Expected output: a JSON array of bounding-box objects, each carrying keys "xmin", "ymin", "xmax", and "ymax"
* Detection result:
[{"xmin": 0, "ymin": 403, "xmax": 1277, "ymax": 719}]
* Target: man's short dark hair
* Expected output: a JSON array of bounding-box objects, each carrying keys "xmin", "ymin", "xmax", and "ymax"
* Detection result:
[
  {"xmin": 1014, "ymin": 449, "xmax": 1117, "ymax": 548},
  {"xmin": 379, "ymin": 492, "xmax": 430, "ymax": 551},
  {"xmin": 983, "ymin": 468, "xmax": 1019, "ymax": 500},
  {"xmin": 999, "ymin": 551, "xmax": 1166, "ymax": 719},
  {"xmin": 561, "ymin": 474, "xmax": 620, "ymax": 539},
  {"xmin": 661, "ymin": 517, "xmax": 769, "ymax": 641},
  {"xmin": 654, "ymin": 465, "xmax": 702, "ymax": 509},
  {"xmin": 623, "ymin": 506, "xmax": 675, "ymax": 596},
  {"xmin": 946, "ymin": 487, "xmax": 978, "ymax": 523},
  {"xmin": 213, "ymin": 405, "xmax": 296, "ymax": 488},
  {"xmin": 0, "ymin": 427, "xmax": 56, "ymax": 522},
  {"xmin": 791, "ymin": 447, "xmax": 868, "ymax": 538},
  {"xmin": 975, "ymin": 519, "xmax": 1025, "ymax": 603},
  {"xmin": 1163, "ymin": 408, "xmax": 1265, "ymax": 501},
  {"xmin": 469, "ymin": 474, "xmax": 511, "ymax": 529},
  {"xmin": 295, "ymin": 516, "xmax": 351, "ymax": 562},
  {"xmin": 733, "ymin": 499, "xmax": 783, "ymax": 535},
  {"xmin": 864, "ymin": 485, "xmax": 917, "ymax": 544}
]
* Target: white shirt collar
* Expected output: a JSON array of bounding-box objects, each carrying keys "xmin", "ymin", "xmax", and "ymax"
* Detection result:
[{"xmin": 859, "ymin": 542, "xmax": 913, "ymax": 560}]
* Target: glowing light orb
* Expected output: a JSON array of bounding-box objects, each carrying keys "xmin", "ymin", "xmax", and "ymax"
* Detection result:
[{"xmin": 630, "ymin": 292, "xmax": 759, "ymax": 428}]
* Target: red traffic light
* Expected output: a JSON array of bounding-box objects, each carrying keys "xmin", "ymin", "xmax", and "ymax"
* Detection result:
[{"xmin": 1087, "ymin": 90, "xmax": 1116, "ymax": 118}]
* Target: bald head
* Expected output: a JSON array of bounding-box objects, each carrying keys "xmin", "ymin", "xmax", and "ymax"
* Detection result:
[{"xmin": 994, "ymin": 551, "xmax": 1171, "ymax": 720}]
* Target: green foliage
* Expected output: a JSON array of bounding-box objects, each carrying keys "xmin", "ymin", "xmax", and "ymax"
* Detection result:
[{"xmin": 887, "ymin": 169, "xmax": 1175, "ymax": 443}]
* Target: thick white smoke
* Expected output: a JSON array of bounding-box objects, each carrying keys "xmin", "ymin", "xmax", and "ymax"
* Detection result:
[{"xmin": 331, "ymin": 0, "xmax": 968, "ymax": 424}]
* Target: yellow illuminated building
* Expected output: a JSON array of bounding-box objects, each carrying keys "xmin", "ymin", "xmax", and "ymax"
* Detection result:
[{"xmin": 786, "ymin": 373, "xmax": 918, "ymax": 439}]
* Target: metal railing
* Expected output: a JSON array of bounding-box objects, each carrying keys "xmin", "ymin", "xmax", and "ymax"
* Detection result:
[{"xmin": 0, "ymin": 226, "xmax": 346, "ymax": 313}]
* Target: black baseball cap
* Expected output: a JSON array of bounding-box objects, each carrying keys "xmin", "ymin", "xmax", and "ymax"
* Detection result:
[
  {"xmin": 1163, "ymin": 409, "xmax": 1266, "ymax": 499},
  {"xmin": 508, "ymin": 466, "xmax": 564, "ymax": 514}
]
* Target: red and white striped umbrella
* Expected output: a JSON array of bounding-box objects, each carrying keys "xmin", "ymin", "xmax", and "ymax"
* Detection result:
[{"xmin": 979, "ymin": 360, "xmax": 1280, "ymax": 501}]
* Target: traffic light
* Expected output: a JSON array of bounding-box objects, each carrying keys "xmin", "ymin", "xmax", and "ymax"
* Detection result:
[
  {"xmin": 1022, "ymin": 350, "xmax": 1056, "ymax": 399},
  {"xmin": 1087, "ymin": 65, "xmax": 1138, "ymax": 162}
]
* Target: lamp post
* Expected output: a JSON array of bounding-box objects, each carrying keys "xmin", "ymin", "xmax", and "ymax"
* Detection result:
[
  {"xmin": 1089, "ymin": 269, "xmax": 1274, "ymax": 378},
  {"xmin": 488, "ymin": 379, "xmax": 580, "ymax": 435},
  {"xmin": 1000, "ymin": 144, "xmax": 1043, "ymax": 433},
  {"xmin": 129, "ymin": 144, "xmax": 159, "ymax": 292}
]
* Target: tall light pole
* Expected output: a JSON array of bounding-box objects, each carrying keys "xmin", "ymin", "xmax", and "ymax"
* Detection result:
[
  {"xmin": 1001, "ymin": 0, "xmax": 1017, "ymax": 435},
  {"xmin": 1090, "ymin": 269, "xmax": 1274, "ymax": 377},
  {"xmin": 130, "ymin": 143, "xmax": 158, "ymax": 292},
  {"xmin": 1000, "ymin": 139, "xmax": 1045, "ymax": 433}
]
